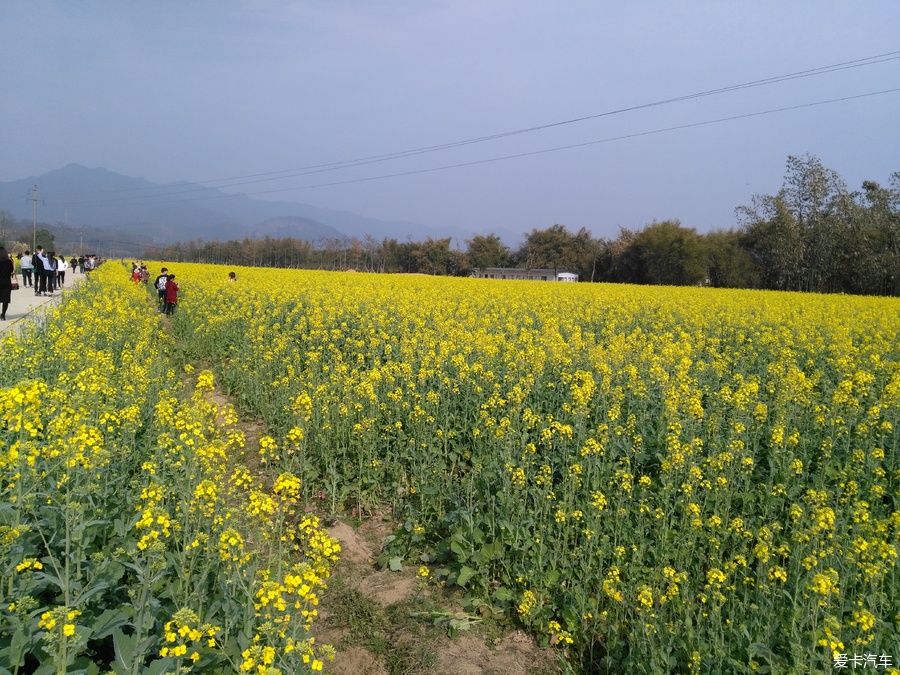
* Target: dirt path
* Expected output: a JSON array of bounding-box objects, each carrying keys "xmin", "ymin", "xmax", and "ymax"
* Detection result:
[
  {"xmin": 194, "ymin": 365, "xmax": 559, "ymax": 675},
  {"xmin": 317, "ymin": 509, "xmax": 560, "ymax": 674}
]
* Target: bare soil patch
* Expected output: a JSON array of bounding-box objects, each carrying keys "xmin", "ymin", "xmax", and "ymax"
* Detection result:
[
  {"xmin": 433, "ymin": 631, "xmax": 559, "ymax": 675},
  {"xmin": 319, "ymin": 515, "xmax": 560, "ymax": 675},
  {"xmin": 328, "ymin": 520, "xmax": 376, "ymax": 567},
  {"xmin": 357, "ymin": 569, "xmax": 418, "ymax": 607},
  {"xmin": 326, "ymin": 645, "xmax": 389, "ymax": 675}
]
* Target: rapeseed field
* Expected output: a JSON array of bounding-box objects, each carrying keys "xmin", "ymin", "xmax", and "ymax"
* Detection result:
[
  {"xmin": 170, "ymin": 263, "xmax": 898, "ymax": 674},
  {"xmin": 0, "ymin": 266, "xmax": 338, "ymax": 673},
  {"xmin": 2, "ymin": 262, "xmax": 897, "ymax": 673}
]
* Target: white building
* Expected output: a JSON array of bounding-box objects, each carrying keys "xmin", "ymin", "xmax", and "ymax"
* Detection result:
[{"xmin": 470, "ymin": 267, "xmax": 579, "ymax": 282}]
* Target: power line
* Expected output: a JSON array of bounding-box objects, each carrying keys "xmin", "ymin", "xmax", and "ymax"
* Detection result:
[
  {"xmin": 69, "ymin": 87, "xmax": 900, "ymax": 209},
  {"xmin": 57, "ymin": 49, "xmax": 900, "ymax": 207}
]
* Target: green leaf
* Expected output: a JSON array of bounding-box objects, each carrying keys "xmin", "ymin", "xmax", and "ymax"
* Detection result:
[
  {"xmin": 456, "ymin": 565, "xmax": 476, "ymax": 587},
  {"xmin": 449, "ymin": 537, "xmax": 469, "ymax": 561},
  {"xmin": 91, "ymin": 608, "xmax": 133, "ymax": 639},
  {"xmin": 7, "ymin": 627, "xmax": 27, "ymax": 668},
  {"xmin": 108, "ymin": 661, "xmax": 129, "ymax": 675},
  {"xmin": 448, "ymin": 618, "xmax": 472, "ymax": 633},
  {"xmin": 71, "ymin": 655, "xmax": 102, "ymax": 674},
  {"xmin": 137, "ymin": 636, "xmax": 158, "ymax": 659},
  {"xmin": 79, "ymin": 579, "xmax": 112, "ymax": 605},
  {"xmin": 40, "ymin": 571, "xmax": 64, "ymax": 592},
  {"xmin": 112, "ymin": 628, "xmax": 136, "ymax": 671},
  {"xmin": 146, "ymin": 658, "xmax": 176, "ymax": 675},
  {"xmin": 113, "ymin": 518, "xmax": 129, "ymax": 538},
  {"xmin": 389, "ymin": 556, "xmax": 403, "ymax": 571},
  {"xmin": 493, "ymin": 586, "xmax": 514, "ymax": 603},
  {"xmin": 97, "ymin": 560, "xmax": 126, "ymax": 585},
  {"xmin": 0, "ymin": 502, "xmax": 18, "ymax": 525}
]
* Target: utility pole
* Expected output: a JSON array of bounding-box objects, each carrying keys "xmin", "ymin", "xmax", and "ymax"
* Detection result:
[{"xmin": 28, "ymin": 184, "xmax": 41, "ymax": 250}]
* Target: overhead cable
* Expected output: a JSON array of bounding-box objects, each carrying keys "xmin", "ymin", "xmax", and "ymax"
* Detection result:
[
  {"xmin": 56, "ymin": 49, "xmax": 900, "ymax": 207},
  {"xmin": 71, "ymin": 88, "xmax": 900, "ymax": 208}
]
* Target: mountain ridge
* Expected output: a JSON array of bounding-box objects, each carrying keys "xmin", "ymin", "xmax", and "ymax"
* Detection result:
[{"xmin": 0, "ymin": 164, "xmax": 481, "ymax": 246}]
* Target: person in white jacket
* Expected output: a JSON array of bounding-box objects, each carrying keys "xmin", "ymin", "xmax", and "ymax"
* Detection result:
[
  {"xmin": 19, "ymin": 250, "xmax": 33, "ymax": 287},
  {"xmin": 57, "ymin": 256, "xmax": 68, "ymax": 288}
]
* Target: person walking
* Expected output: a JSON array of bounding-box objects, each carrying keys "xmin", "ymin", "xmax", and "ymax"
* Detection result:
[
  {"xmin": 78, "ymin": 256, "xmax": 85, "ymax": 273},
  {"xmin": 164, "ymin": 274, "xmax": 179, "ymax": 315},
  {"xmin": 20, "ymin": 250, "xmax": 33, "ymax": 287},
  {"xmin": 0, "ymin": 247, "xmax": 14, "ymax": 320},
  {"xmin": 154, "ymin": 267, "xmax": 169, "ymax": 312},
  {"xmin": 46, "ymin": 252, "xmax": 58, "ymax": 295},
  {"xmin": 70, "ymin": 256, "xmax": 78, "ymax": 274},
  {"xmin": 57, "ymin": 255, "xmax": 68, "ymax": 288},
  {"xmin": 33, "ymin": 246, "xmax": 47, "ymax": 296}
]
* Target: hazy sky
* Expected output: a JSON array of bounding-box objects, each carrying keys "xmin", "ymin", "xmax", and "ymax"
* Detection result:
[{"xmin": 2, "ymin": 1, "xmax": 898, "ymax": 238}]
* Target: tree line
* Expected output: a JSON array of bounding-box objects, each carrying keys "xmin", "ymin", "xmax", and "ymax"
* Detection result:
[
  {"xmin": 0, "ymin": 214, "xmax": 153, "ymax": 259},
  {"xmin": 5, "ymin": 155, "xmax": 897, "ymax": 295},
  {"xmin": 149, "ymin": 156, "xmax": 899, "ymax": 296}
]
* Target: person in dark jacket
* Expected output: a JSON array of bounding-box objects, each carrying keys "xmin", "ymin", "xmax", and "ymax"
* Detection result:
[
  {"xmin": 46, "ymin": 252, "xmax": 58, "ymax": 294},
  {"xmin": 33, "ymin": 246, "xmax": 47, "ymax": 296},
  {"xmin": 0, "ymin": 247, "xmax": 14, "ymax": 320},
  {"xmin": 154, "ymin": 267, "xmax": 169, "ymax": 312}
]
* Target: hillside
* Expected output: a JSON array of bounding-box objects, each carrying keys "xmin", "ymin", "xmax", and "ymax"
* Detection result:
[{"xmin": 0, "ymin": 164, "xmax": 464, "ymax": 246}]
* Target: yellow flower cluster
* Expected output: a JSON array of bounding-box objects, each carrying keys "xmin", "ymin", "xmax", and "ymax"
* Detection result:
[
  {"xmin": 517, "ymin": 589, "xmax": 537, "ymax": 617},
  {"xmin": 548, "ymin": 619, "xmax": 574, "ymax": 646},
  {"xmin": 219, "ymin": 528, "xmax": 250, "ymax": 564},
  {"xmin": 273, "ymin": 471, "xmax": 302, "ymax": 503},
  {"xmin": 159, "ymin": 608, "xmax": 220, "ymax": 663},
  {"xmin": 809, "ymin": 568, "xmax": 840, "ymax": 603},
  {"xmin": 134, "ymin": 485, "xmax": 174, "ymax": 551},
  {"xmin": 295, "ymin": 515, "xmax": 341, "ymax": 576},
  {"xmin": 38, "ymin": 607, "xmax": 81, "ymax": 640},
  {"xmin": 15, "ymin": 557, "xmax": 43, "ymax": 572}
]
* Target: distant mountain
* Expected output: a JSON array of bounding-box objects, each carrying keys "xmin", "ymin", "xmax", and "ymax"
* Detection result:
[
  {"xmin": 0, "ymin": 165, "xmax": 237, "ymax": 242},
  {"xmin": 251, "ymin": 216, "xmax": 344, "ymax": 241},
  {"xmin": 0, "ymin": 164, "xmax": 472, "ymax": 246}
]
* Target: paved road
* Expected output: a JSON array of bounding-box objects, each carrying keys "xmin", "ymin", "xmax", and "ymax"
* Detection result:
[{"xmin": 1, "ymin": 271, "xmax": 86, "ymax": 335}]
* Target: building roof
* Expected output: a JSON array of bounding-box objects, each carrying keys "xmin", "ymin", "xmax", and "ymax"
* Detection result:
[{"xmin": 473, "ymin": 267, "xmax": 568, "ymax": 275}]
